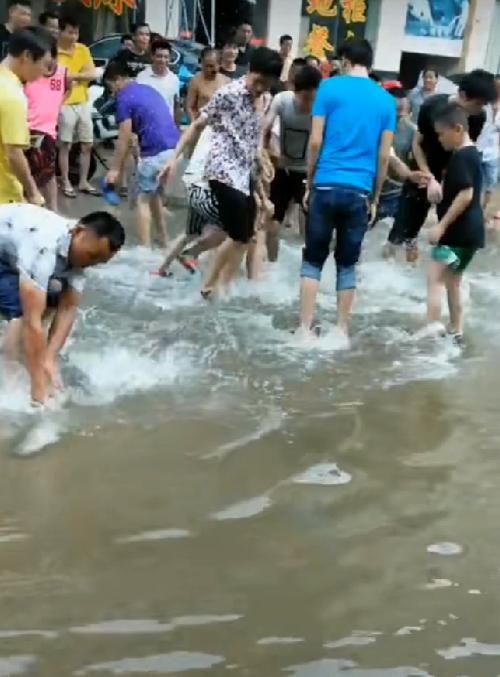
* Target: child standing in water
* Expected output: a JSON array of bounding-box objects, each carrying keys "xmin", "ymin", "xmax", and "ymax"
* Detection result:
[{"xmin": 425, "ymin": 102, "xmax": 484, "ymax": 341}]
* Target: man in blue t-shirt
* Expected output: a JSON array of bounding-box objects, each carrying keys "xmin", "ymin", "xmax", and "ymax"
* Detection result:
[
  {"xmin": 104, "ymin": 59, "xmax": 180, "ymax": 248},
  {"xmin": 299, "ymin": 39, "xmax": 396, "ymax": 341}
]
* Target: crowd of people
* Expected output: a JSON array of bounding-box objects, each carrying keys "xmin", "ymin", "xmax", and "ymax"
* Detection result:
[{"xmin": 0, "ymin": 0, "xmax": 499, "ymax": 408}]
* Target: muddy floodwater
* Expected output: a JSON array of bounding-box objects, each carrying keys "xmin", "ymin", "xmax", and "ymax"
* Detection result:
[{"xmin": 1, "ymin": 195, "xmax": 500, "ymax": 676}]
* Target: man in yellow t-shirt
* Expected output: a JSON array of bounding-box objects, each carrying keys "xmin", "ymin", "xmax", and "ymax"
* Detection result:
[
  {"xmin": 0, "ymin": 26, "xmax": 53, "ymax": 206},
  {"xmin": 57, "ymin": 15, "xmax": 98, "ymax": 197}
]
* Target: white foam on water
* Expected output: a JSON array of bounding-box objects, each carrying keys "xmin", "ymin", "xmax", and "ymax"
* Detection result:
[
  {"xmin": 427, "ymin": 542, "xmax": 463, "ymax": 556},
  {"xmin": 0, "ymin": 629, "xmax": 57, "ymax": 639},
  {"xmin": 0, "ymin": 534, "xmax": 28, "ymax": 544},
  {"xmin": 286, "ymin": 659, "xmax": 433, "ymax": 676},
  {"xmin": 116, "ymin": 529, "xmax": 191, "ymax": 544},
  {"xmin": 257, "ymin": 637, "xmax": 304, "ymax": 646},
  {"xmin": 71, "ymin": 620, "xmax": 173, "ymax": 635},
  {"xmin": 421, "ymin": 578, "xmax": 456, "ymax": 590},
  {"xmin": 15, "ymin": 417, "xmax": 63, "ymax": 456},
  {"xmin": 325, "ymin": 631, "xmax": 381, "ymax": 648},
  {"xmin": 394, "ymin": 626, "xmax": 423, "ymax": 637},
  {"xmin": 203, "ymin": 408, "xmax": 286, "ymax": 460},
  {"xmin": 0, "ymin": 656, "xmax": 37, "ymax": 676},
  {"xmin": 68, "ymin": 343, "xmax": 195, "ymax": 406},
  {"xmin": 437, "ymin": 638, "xmax": 500, "ymax": 660},
  {"xmin": 75, "ymin": 651, "xmax": 225, "ymax": 675},
  {"xmin": 293, "ymin": 463, "xmax": 352, "ymax": 486},
  {"xmin": 172, "ymin": 614, "xmax": 242, "ymax": 628},
  {"xmin": 210, "ymin": 495, "xmax": 272, "ymax": 521}
]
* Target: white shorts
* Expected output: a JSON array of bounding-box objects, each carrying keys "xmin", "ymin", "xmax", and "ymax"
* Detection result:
[{"xmin": 58, "ymin": 103, "xmax": 93, "ymax": 144}]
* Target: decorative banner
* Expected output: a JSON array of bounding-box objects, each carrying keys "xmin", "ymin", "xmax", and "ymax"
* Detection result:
[
  {"xmin": 60, "ymin": 0, "xmax": 136, "ymax": 16},
  {"xmin": 404, "ymin": 0, "xmax": 469, "ymax": 40},
  {"xmin": 303, "ymin": 0, "xmax": 368, "ymax": 60}
]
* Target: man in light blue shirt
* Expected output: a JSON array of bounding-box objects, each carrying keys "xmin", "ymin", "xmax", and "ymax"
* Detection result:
[{"xmin": 299, "ymin": 39, "xmax": 396, "ymax": 341}]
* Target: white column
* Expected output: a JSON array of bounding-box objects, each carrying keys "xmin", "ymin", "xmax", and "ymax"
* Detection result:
[
  {"xmin": 373, "ymin": 0, "xmax": 406, "ymax": 71},
  {"xmin": 463, "ymin": 0, "xmax": 496, "ymax": 71},
  {"xmin": 146, "ymin": 0, "xmax": 180, "ymax": 37},
  {"xmin": 267, "ymin": 0, "xmax": 303, "ymax": 54}
]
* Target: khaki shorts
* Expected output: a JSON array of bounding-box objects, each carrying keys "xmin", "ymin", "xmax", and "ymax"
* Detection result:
[{"xmin": 58, "ymin": 103, "xmax": 93, "ymax": 144}]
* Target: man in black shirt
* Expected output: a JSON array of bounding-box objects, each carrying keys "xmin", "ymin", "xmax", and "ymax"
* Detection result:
[
  {"xmin": 234, "ymin": 22, "xmax": 255, "ymax": 70},
  {"xmin": 424, "ymin": 102, "xmax": 484, "ymax": 340},
  {"xmin": 115, "ymin": 22, "xmax": 151, "ymax": 77},
  {"xmin": 385, "ymin": 69, "xmax": 496, "ymax": 261},
  {"xmin": 219, "ymin": 40, "xmax": 245, "ymax": 80},
  {"xmin": 0, "ymin": 0, "xmax": 32, "ymax": 59}
]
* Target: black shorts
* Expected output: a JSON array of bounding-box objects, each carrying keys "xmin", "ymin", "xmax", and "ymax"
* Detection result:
[
  {"xmin": 209, "ymin": 180, "xmax": 255, "ymax": 244},
  {"xmin": 270, "ymin": 168, "xmax": 306, "ymax": 223},
  {"xmin": 388, "ymin": 181, "xmax": 431, "ymax": 246}
]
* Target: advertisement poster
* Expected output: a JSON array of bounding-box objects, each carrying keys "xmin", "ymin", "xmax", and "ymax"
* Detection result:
[
  {"xmin": 302, "ymin": 0, "xmax": 368, "ymax": 60},
  {"xmin": 404, "ymin": 0, "xmax": 469, "ymax": 40}
]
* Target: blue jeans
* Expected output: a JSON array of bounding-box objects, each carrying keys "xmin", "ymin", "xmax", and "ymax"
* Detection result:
[{"xmin": 302, "ymin": 185, "xmax": 369, "ymax": 291}]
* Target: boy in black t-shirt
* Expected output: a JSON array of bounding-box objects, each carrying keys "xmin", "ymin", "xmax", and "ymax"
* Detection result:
[
  {"xmin": 386, "ymin": 69, "xmax": 496, "ymax": 262},
  {"xmin": 425, "ymin": 103, "xmax": 484, "ymax": 340}
]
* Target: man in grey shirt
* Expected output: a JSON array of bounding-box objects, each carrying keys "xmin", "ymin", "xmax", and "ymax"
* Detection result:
[{"xmin": 263, "ymin": 65, "xmax": 322, "ymax": 260}]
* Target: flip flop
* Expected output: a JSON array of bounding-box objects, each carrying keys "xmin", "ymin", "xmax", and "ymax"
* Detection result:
[
  {"xmin": 79, "ymin": 187, "xmax": 101, "ymax": 196},
  {"xmin": 150, "ymin": 269, "xmax": 173, "ymax": 278},
  {"xmin": 200, "ymin": 288, "xmax": 214, "ymax": 300},
  {"xmin": 62, "ymin": 186, "xmax": 77, "ymax": 198}
]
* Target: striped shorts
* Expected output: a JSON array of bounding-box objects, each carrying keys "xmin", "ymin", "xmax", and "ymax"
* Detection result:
[{"xmin": 186, "ymin": 183, "xmax": 221, "ymax": 236}]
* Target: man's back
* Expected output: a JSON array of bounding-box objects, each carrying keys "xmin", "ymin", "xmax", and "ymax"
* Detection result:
[
  {"xmin": 313, "ymin": 75, "xmax": 395, "ymax": 192},
  {"xmin": 115, "ymin": 81, "xmax": 180, "ymax": 157}
]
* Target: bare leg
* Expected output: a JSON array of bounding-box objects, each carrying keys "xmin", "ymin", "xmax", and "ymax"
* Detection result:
[
  {"xmin": 159, "ymin": 233, "xmax": 190, "ymax": 274},
  {"xmin": 136, "ymin": 194, "xmax": 152, "ymax": 247},
  {"xmin": 202, "ymin": 239, "xmax": 247, "ymax": 294},
  {"xmin": 337, "ymin": 289, "xmax": 355, "ymax": 335},
  {"xmin": 247, "ymin": 230, "xmax": 267, "ymax": 280},
  {"xmin": 42, "ymin": 177, "xmax": 58, "ymax": 213},
  {"xmin": 445, "ymin": 270, "xmax": 464, "ymax": 335},
  {"xmin": 299, "ymin": 277, "xmax": 320, "ymax": 331},
  {"xmin": 78, "ymin": 143, "xmax": 93, "ymax": 191},
  {"xmin": 150, "ymin": 193, "xmax": 168, "ymax": 248},
  {"xmin": 266, "ymin": 219, "xmax": 280, "ymax": 262},
  {"xmin": 3, "ymin": 318, "xmax": 23, "ymax": 364},
  {"xmin": 58, "ymin": 143, "xmax": 72, "ymax": 192},
  {"xmin": 426, "ymin": 260, "xmax": 446, "ymax": 325},
  {"xmin": 184, "ymin": 225, "xmax": 226, "ymax": 258}
]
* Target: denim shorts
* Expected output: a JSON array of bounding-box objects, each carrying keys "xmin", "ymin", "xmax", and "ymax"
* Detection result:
[
  {"xmin": 0, "ymin": 261, "xmax": 65, "ymax": 321},
  {"xmin": 302, "ymin": 185, "xmax": 369, "ymax": 291},
  {"xmin": 376, "ymin": 191, "xmax": 401, "ymax": 222},
  {"xmin": 482, "ymin": 159, "xmax": 499, "ymax": 192},
  {"xmin": 137, "ymin": 149, "xmax": 174, "ymax": 195},
  {"xmin": 0, "ymin": 262, "xmax": 22, "ymax": 320}
]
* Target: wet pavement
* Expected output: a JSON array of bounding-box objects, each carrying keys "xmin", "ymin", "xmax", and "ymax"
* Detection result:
[{"xmin": 1, "ymin": 191, "xmax": 500, "ymax": 676}]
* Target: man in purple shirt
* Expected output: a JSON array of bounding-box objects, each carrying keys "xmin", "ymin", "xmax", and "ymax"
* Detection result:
[{"xmin": 104, "ymin": 59, "xmax": 180, "ymax": 248}]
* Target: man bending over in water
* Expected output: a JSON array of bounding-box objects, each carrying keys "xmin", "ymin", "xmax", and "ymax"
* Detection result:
[{"xmin": 0, "ymin": 204, "xmax": 125, "ymax": 405}]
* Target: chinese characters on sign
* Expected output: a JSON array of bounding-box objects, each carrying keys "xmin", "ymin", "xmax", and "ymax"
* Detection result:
[
  {"xmin": 306, "ymin": 0, "xmax": 338, "ymax": 17},
  {"xmin": 62, "ymin": 0, "xmax": 136, "ymax": 16},
  {"xmin": 304, "ymin": 24, "xmax": 334, "ymax": 59},
  {"xmin": 303, "ymin": 0, "xmax": 367, "ymax": 60}
]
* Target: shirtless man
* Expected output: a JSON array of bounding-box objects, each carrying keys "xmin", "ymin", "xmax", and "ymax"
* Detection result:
[{"xmin": 186, "ymin": 47, "xmax": 228, "ymax": 121}]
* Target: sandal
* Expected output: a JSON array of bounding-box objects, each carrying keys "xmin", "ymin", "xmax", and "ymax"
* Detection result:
[
  {"xmin": 62, "ymin": 185, "xmax": 77, "ymax": 198},
  {"xmin": 79, "ymin": 186, "xmax": 101, "ymax": 196},
  {"xmin": 200, "ymin": 288, "xmax": 213, "ymax": 300}
]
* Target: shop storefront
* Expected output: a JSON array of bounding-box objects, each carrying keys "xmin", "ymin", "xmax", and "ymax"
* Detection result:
[{"xmin": 0, "ymin": 0, "xmax": 144, "ymax": 42}]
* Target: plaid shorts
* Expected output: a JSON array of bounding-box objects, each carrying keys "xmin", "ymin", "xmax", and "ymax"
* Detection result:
[{"xmin": 25, "ymin": 133, "xmax": 57, "ymax": 189}]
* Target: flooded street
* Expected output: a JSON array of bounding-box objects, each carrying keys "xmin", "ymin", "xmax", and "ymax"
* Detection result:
[{"xmin": 1, "ymin": 195, "xmax": 500, "ymax": 676}]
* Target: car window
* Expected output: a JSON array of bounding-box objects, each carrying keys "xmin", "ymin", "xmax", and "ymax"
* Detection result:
[{"xmin": 90, "ymin": 37, "xmax": 121, "ymax": 60}]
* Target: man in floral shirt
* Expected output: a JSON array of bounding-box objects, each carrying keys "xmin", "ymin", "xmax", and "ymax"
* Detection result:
[{"xmin": 160, "ymin": 46, "xmax": 282, "ymax": 296}]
